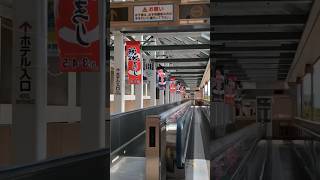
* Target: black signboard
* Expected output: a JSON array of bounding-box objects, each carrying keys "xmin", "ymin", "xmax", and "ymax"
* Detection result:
[{"xmin": 179, "ymin": 4, "xmax": 210, "ymax": 19}]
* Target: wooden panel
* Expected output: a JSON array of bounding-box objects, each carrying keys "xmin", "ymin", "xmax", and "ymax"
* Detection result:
[
  {"xmin": 61, "ymin": 123, "xmax": 80, "ymax": 156},
  {"xmin": 47, "ymin": 123, "xmax": 63, "ymax": 158},
  {"xmin": 0, "ymin": 125, "xmax": 12, "ymax": 167},
  {"xmin": 47, "ymin": 122, "xmax": 80, "ymax": 158}
]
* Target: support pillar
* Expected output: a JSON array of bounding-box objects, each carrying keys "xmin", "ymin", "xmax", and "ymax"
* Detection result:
[
  {"xmin": 80, "ymin": 0, "xmax": 106, "ymax": 152},
  {"xmin": 165, "ymin": 82, "xmax": 170, "ymax": 104},
  {"xmin": 113, "ymin": 31, "xmax": 125, "ymax": 113},
  {"xmin": 135, "ymin": 36, "xmax": 144, "ymax": 109},
  {"xmin": 12, "ymin": 0, "xmax": 47, "ymax": 164},
  {"xmin": 159, "ymin": 90, "xmax": 165, "ymax": 105},
  {"xmin": 150, "ymin": 62, "xmax": 157, "ymax": 106}
]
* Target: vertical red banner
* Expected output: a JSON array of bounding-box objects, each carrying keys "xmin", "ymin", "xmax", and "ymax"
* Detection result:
[
  {"xmin": 126, "ymin": 41, "xmax": 142, "ymax": 84},
  {"xmin": 225, "ymin": 75, "xmax": 237, "ymax": 105},
  {"xmin": 170, "ymin": 77, "xmax": 176, "ymax": 93},
  {"xmin": 55, "ymin": 0, "xmax": 99, "ymax": 72}
]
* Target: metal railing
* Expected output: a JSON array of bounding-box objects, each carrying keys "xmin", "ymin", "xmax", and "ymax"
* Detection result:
[{"xmin": 110, "ymin": 100, "xmax": 187, "ymax": 162}]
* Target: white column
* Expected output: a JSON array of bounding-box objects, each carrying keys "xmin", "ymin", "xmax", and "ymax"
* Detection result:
[
  {"xmin": 150, "ymin": 62, "xmax": 157, "ymax": 106},
  {"xmin": 150, "ymin": 38, "xmax": 157, "ymax": 106},
  {"xmin": 165, "ymin": 82, "xmax": 170, "ymax": 104},
  {"xmin": 131, "ymin": 84, "xmax": 134, "ymax": 95},
  {"xmin": 80, "ymin": 0, "xmax": 106, "ymax": 152},
  {"xmin": 113, "ymin": 31, "xmax": 125, "ymax": 113},
  {"xmin": 159, "ymin": 90, "xmax": 165, "ymax": 105},
  {"xmin": 68, "ymin": 72, "xmax": 77, "ymax": 106},
  {"xmin": 145, "ymin": 83, "xmax": 148, "ymax": 96},
  {"xmin": 135, "ymin": 35, "xmax": 143, "ymax": 109},
  {"xmin": 12, "ymin": 0, "xmax": 47, "ymax": 164}
]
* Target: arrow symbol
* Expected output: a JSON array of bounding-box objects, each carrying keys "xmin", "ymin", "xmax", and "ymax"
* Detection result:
[{"xmin": 19, "ymin": 22, "xmax": 32, "ymax": 32}]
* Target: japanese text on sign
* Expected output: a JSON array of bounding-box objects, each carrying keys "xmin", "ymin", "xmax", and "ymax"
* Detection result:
[
  {"xmin": 144, "ymin": 62, "xmax": 154, "ymax": 83},
  {"xmin": 126, "ymin": 41, "xmax": 142, "ymax": 84},
  {"xmin": 115, "ymin": 68, "xmax": 121, "ymax": 95},
  {"xmin": 55, "ymin": 0, "xmax": 100, "ymax": 72},
  {"xmin": 134, "ymin": 4, "xmax": 174, "ymax": 22},
  {"xmin": 17, "ymin": 22, "xmax": 34, "ymax": 104}
]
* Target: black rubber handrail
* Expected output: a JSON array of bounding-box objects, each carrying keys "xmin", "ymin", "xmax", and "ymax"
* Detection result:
[{"xmin": 0, "ymin": 148, "xmax": 109, "ymax": 179}]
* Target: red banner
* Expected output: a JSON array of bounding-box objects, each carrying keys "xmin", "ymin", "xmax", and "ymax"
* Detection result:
[
  {"xmin": 126, "ymin": 41, "xmax": 142, "ymax": 84},
  {"xmin": 170, "ymin": 77, "xmax": 176, "ymax": 93},
  {"xmin": 225, "ymin": 75, "xmax": 237, "ymax": 105},
  {"xmin": 55, "ymin": 0, "xmax": 99, "ymax": 72}
]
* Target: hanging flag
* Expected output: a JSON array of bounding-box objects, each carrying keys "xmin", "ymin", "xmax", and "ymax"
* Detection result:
[
  {"xmin": 225, "ymin": 75, "xmax": 237, "ymax": 105},
  {"xmin": 170, "ymin": 77, "xmax": 176, "ymax": 93},
  {"xmin": 157, "ymin": 67, "xmax": 166, "ymax": 90},
  {"xmin": 213, "ymin": 66, "xmax": 225, "ymax": 102},
  {"xmin": 126, "ymin": 41, "xmax": 142, "ymax": 84},
  {"xmin": 55, "ymin": 0, "xmax": 100, "ymax": 72}
]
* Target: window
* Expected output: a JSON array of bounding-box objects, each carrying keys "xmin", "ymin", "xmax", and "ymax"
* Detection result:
[
  {"xmin": 313, "ymin": 59, "xmax": 320, "ymax": 121},
  {"xmin": 297, "ymin": 83, "xmax": 302, "ymax": 117},
  {"xmin": 302, "ymin": 73, "xmax": 312, "ymax": 119}
]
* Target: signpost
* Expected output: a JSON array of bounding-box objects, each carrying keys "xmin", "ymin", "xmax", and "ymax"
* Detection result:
[
  {"xmin": 16, "ymin": 22, "xmax": 34, "ymax": 104},
  {"xmin": 13, "ymin": 0, "xmax": 47, "ymax": 164}
]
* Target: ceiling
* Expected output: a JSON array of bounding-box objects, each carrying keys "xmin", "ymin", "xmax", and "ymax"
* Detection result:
[
  {"xmin": 110, "ymin": 31, "xmax": 210, "ymax": 88},
  {"xmin": 211, "ymin": 0, "xmax": 314, "ymax": 83}
]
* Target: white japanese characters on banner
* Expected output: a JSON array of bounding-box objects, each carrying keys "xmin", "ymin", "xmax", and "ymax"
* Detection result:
[{"xmin": 134, "ymin": 4, "xmax": 174, "ymax": 22}]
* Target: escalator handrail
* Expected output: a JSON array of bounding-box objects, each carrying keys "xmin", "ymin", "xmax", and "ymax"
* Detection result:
[
  {"xmin": 0, "ymin": 148, "xmax": 109, "ymax": 179},
  {"xmin": 210, "ymin": 123, "xmax": 264, "ymax": 159},
  {"xmin": 110, "ymin": 100, "xmax": 188, "ymax": 118},
  {"xmin": 148, "ymin": 100, "xmax": 192, "ymax": 125},
  {"xmin": 230, "ymin": 138, "xmax": 261, "ymax": 180}
]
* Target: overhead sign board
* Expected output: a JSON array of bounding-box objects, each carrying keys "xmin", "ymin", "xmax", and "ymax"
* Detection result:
[
  {"xmin": 133, "ymin": 4, "xmax": 174, "ymax": 22},
  {"xmin": 55, "ymin": 0, "xmax": 100, "ymax": 72},
  {"xmin": 179, "ymin": 4, "xmax": 210, "ymax": 19}
]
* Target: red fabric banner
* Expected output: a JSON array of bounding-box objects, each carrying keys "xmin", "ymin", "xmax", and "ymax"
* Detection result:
[
  {"xmin": 170, "ymin": 77, "xmax": 176, "ymax": 93},
  {"xmin": 225, "ymin": 75, "xmax": 237, "ymax": 105},
  {"xmin": 55, "ymin": 0, "xmax": 99, "ymax": 72},
  {"xmin": 126, "ymin": 41, "xmax": 142, "ymax": 84}
]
